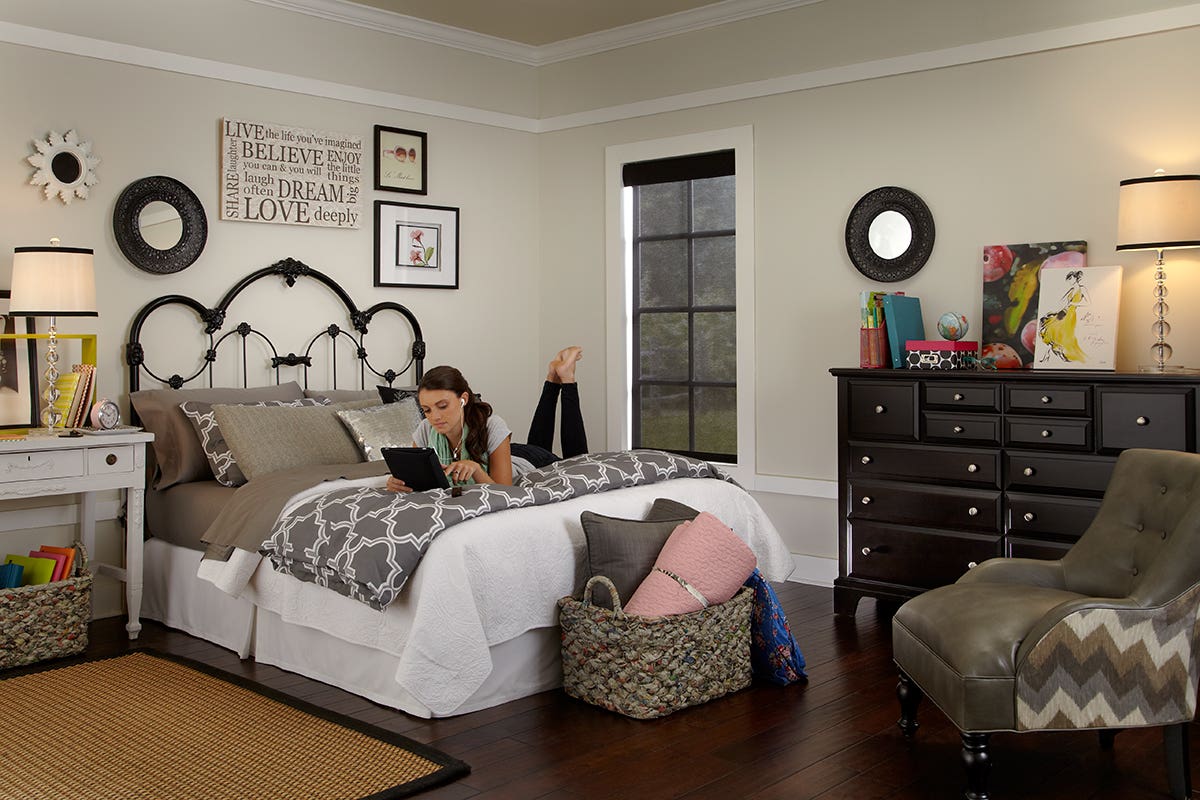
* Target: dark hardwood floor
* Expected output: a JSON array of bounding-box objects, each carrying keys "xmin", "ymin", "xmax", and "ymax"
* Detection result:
[{"xmin": 81, "ymin": 582, "xmax": 1197, "ymax": 799}]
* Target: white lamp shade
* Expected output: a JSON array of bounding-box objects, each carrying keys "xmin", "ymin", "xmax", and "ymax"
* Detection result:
[
  {"xmin": 1116, "ymin": 174, "xmax": 1200, "ymax": 252},
  {"xmin": 9, "ymin": 246, "xmax": 97, "ymax": 316}
]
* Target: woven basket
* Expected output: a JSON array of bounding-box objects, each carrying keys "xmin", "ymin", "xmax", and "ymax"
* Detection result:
[
  {"xmin": 0, "ymin": 543, "xmax": 91, "ymax": 669},
  {"xmin": 558, "ymin": 575, "xmax": 752, "ymax": 719}
]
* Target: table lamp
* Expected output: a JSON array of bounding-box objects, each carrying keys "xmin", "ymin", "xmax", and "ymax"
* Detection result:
[
  {"xmin": 1116, "ymin": 171, "xmax": 1200, "ymax": 372},
  {"xmin": 9, "ymin": 238, "xmax": 97, "ymax": 434}
]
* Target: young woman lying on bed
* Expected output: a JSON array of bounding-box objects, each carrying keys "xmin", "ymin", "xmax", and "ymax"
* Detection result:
[{"xmin": 387, "ymin": 346, "xmax": 588, "ymax": 492}]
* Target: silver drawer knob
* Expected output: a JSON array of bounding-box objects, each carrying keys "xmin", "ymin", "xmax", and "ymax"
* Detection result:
[
  {"xmin": 953, "ymin": 393, "xmax": 964, "ymax": 401},
  {"xmin": 1041, "ymin": 429, "xmax": 1052, "ymax": 438},
  {"xmin": 874, "ymin": 405, "xmax": 886, "ymax": 414},
  {"xmin": 861, "ymin": 547, "xmax": 872, "ymax": 556},
  {"xmin": 967, "ymin": 561, "xmax": 978, "ymax": 569},
  {"xmin": 1136, "ymin": 416, "xmax": 1149, "ymax": 426},
  {"xmin": 967, "ymin": 463, "xmax": 978, "ymax": 473},
  {"xmin": 1041, "ymin": 395, "xmax": 1051, "ymax": 404},
  {"xmin": 861, "ymin": 455, "xmax": 872, "ymax": 465},
  {"xmin": 861, "ymin": 496, "xmax": 873, "ymax": 505},
  {"xmin": 1023, "ymin": 512, "xmax": 1036, "ymax": 522},
  {"xmin": 1023, "ymin": 467, "xmax": 1036, "ymax": 476},
  {"xmin": 968, "ymin": 507, "xmax": 979, "ymax": 516},
  {"xmin": 953, "ymin": 425, "xmax": 964, "ymax": 433}
]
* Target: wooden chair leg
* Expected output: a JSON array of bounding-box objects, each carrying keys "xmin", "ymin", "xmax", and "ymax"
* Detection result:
[
  {"xmin": 1164, "ymin": 722, "xmax": 1192, "ymax": 800},
  {"xmin": 896, "ymin": 669, "xmax": 922, "ymax": 739},
  {"xmin": 961, "ymin": 732, "xmax": 991, "ymax": 800},
  {"xmin": 1099, "ymin": 729, "xmax": 1121, "ymax": 750}
]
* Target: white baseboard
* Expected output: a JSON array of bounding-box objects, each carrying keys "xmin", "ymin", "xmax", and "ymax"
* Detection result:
[{"xmin": 786, "ymin": 553, "xmax": 837, "ymax": 587}]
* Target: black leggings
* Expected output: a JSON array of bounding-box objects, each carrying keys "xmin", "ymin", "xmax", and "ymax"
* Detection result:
[{"xmin": 512, "ymin": 381, "xmax": 587, "ymax": 467}]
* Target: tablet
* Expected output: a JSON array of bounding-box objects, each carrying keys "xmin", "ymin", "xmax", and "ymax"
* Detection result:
[{"xmin": 381, "ymin": 447, "xmax": 451, "ymax": 492}]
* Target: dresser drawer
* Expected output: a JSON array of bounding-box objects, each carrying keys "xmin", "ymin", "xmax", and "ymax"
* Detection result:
[
  {"xmin": 1005, "ymin": 416, "xmax": 1091, "ymax": 451},
  {"xmin": 849, "ymin": 523, "xmax": 999, "ymax": 589},
  {"xmin": 1007, "ymin": 385, "xmax": 1091, "ymax": 415},
  {"xmin": 0, "ymin": 448, "xmax": 85, "ymax": 481},
  {"xmin": 1097, "ymin": 388, "xmax": 1192, "ymax": 453},
  {"xmin": 847, "ymin": 381, "xmax": 916, "ymax": 440},
  {"xmin": 87, "ymin": 445, "xmax": 136, "ymax": 475},
  {"xmin": 924, "ymin": 412, "xmax": 1000, "ymax": 445},
  {"xmin": 924, "ymin": 383, "xmax": 1000, "ymax": 411},
  {"xmin": 850, "ymin": 443, "xmax": 999, "ymax": 488},
  {"xmin": 1005, "ymin": 452, "xmax": 1116, "ymax": 495},
  {"xmin": 1006, "ymin": 492, "xmax": 1100, "ymax": 539},
  {"xmin": 1007, "ymin": 537, "xmax": 1072, "ymax": 561},
  {"xmin": 850, "ymin": 480, "xmax": 1001, "ymax": 532}
]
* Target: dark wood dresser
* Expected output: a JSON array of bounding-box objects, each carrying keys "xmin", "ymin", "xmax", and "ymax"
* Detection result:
[{"xmin": 830, "ymin": 368, "xmax": 1200, "ymax": 614}]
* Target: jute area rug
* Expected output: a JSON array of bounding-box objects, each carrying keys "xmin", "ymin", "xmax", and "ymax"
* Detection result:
[{"xmin": 0, "ymin": 650, "xmax": 469, "ymax": 800}]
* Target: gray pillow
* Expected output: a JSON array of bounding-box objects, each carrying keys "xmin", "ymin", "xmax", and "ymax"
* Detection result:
[
  {"xmin": 214, "ymin": 399, "xmax": 376, "ymax": 481},
  {"xmin": 336, "ymin": 398, "xmax": 425, "ymax": 461},
  {"xmin": 130, "ymin": 382, "xmax": 305, "ymax": 489},
  {"xmin": 304, "ymin": 388, "xmax": 380, "ymax": 404},
  {"xmin": 579, "ymin": 500, "xmax": 701, "ymax": 610},
  {"xmin": 180, "ymin": 398, "xmax": 327, "ymax": 487}
]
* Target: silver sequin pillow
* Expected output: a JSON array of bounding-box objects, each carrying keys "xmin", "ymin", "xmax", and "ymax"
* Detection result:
[
  {"xmin": 336, "ymin": 398, "xmax": 424, "ymax": 461},
  {"xmin": 180, "ymin": 398, "xmax": 327, "ymax": 487}
]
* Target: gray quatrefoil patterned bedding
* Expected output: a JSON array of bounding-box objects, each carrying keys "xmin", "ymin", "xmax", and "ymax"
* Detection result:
[{"xmin": 261, "ymin": 449, "xmax": 731, "ymax": 609}]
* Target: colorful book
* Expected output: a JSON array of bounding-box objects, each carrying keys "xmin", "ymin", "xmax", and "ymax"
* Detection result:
[
  {"xmin": 68, "ymin": 364, "xmax": 95, "ymax": 429},
  {"xmin": 38, "ymin": 545, "xmax": 76, "ymax": 580},
  {"xmin": 0, "ymin": 562, "xmax": 22, "ymax": 589},
  {"xmin": 30, "ymin": 549, "xmax": 67, "ymax": 582},
  {"xmin": 879, "ymin": 294, "xmax": 925, "ymax": 369},
  {"xmin": 4, "ymin": 554, "xmax": 57, "ymax": 586},
  {"xmin": 50, "ymin": 372, "xmax": 81, "ymax": 428}
]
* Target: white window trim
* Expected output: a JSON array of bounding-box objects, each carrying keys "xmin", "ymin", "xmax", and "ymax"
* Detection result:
[{"xmin": 604, "ymin": 126, "xmax": 756, "ymax": 486}]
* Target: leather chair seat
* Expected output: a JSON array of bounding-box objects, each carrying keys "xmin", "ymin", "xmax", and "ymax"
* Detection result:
[{"xmin": 893, "ymin": 583, "xmax": 1085, "ymax": 731}]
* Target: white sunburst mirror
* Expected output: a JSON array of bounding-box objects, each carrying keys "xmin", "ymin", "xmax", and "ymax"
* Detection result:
[{"xmin": 27, "ymin": 130, "xmax": 101, "ymax": 204}]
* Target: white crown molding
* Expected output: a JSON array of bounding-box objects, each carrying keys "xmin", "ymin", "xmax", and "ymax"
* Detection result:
[
  {"xmin": 2, "ymin": 4, "xmax": 1200, "ymax": 133},
  {"xmin": 246, "ymin": 0, "xmax": 827, "ymax": 66}
]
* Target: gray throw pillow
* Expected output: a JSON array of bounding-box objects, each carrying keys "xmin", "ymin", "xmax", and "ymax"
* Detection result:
[
  {"xmin": 579, "ymin": 500, "xmax": 701, "ymax": 611},
  {"xmin": 180, "ymin": 398, "xmax": 328, "ymax": 487},
  {"xmin": 304, "ymin": 388, "xmax": 380, "ymax": 404},
  {"xmin": 213, "ymin": 399, "xmax": 377, "ymax": 481},
  {"xmin": 336, "ymin": 397, "xmax": 425, "ymax": 461}
]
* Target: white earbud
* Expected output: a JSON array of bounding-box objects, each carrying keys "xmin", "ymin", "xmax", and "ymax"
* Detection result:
[{"xmin": 460, "ymin": 398, "xmax": 466, "ymax": 408}]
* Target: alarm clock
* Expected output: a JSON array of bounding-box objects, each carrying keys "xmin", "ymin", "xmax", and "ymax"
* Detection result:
[{"xmin": 89, "ymin": 398, "xmax": 122, "ymax": 430}]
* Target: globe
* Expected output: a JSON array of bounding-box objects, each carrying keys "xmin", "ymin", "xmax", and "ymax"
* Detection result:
[{"xmin": 937, "ymin": 312, "xmax": 969, "ymax": 341}]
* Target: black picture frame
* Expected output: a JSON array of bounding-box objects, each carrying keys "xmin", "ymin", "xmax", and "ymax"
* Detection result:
[
  {"xmin": 0, "ymin": 290, "xmax": 40, "ymax": 429},
  {"xmin": 374, "ymin": 200, "xmax": 460, "ymax": 289},
  {"xmin": 374, "ymin": 125, "xmax": 428, "ymax": 195}
]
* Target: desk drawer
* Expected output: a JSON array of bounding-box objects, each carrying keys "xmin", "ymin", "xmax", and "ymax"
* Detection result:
[
  {"xmin": 1007, "ymin": 537, "xmax": 1072, "ymax": 561},
  {"xmin": 1005, "ymin": 416, "xmax": 1091, "ymax": 451},
  {"xmin": 850, "ymin": 444, "xmax": 999, "ymax": 487},
  {"xmin": 1006, "ymin": 492, "xmax": 1100, "ymax": 539},
  {"xmin": 849, "ymin": 523, "xmax": 999, "ymax": 589},
  {"xmin": 1007, "ymin": 385, "xmax": 1091, "ymax": 415},
  {"xmin": 1005, "ymin": 452, "xmax": 1116, "ymax": 495},
  {"xmin": 87, "ymin": 445, "xmax": 135, "ymax": 475},
  {"xmin": 1097, "ymin": 388, "xmax": 1192, "ymax": 452},
  {"xmin": 847, "ymin": 382, "xmax": 916, "ymax": 440},
  {"xmin": 850, "ymin": 480, "xmax": 1000, "ymax": 532},
  {"xmin": 924, "ymin": 412, "xmax": 1000, "ymax": 445},
  {"xmin": 0, "ymin": 449, "xmax": 84, "ymax": 481},
  {"xmin": 924, "ymin": 383, "xmax": 1000, "ymax": 411}
]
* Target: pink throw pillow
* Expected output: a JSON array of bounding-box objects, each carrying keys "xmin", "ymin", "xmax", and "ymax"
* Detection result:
[{"xmin": 623, "ymin": 511, "xmax": 757, "ymax": 617}]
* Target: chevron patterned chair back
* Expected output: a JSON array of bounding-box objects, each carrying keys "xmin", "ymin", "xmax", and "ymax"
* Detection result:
[{"xmin": 891, "ymin": 448, "xmax": 1200, "ymax": 800}]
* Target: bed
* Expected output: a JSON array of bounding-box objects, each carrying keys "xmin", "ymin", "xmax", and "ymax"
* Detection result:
[{"xmin": 130, "ymin": 259, "xmax": 795, "ymax": 718}]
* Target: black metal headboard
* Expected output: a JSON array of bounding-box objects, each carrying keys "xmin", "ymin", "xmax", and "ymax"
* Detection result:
[{"xmin": 126, "ymin": 257, "xmax": 425, "ymax": 392}]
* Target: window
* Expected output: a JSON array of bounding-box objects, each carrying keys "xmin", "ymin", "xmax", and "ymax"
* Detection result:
[{"xmin": 624, "ymin": 150, "xmax": 736, "ymax": 462}]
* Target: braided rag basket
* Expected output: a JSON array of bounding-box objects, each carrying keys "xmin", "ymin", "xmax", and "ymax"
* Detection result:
[
  {"xmin": 558, "ymin": 575, "xmax": 752, "ymax": 719},
  {"xmin": 0, "ymin": 543, "xmax": 91, "ymax": 669}
]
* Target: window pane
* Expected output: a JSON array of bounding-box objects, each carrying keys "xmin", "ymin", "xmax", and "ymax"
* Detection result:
[
  {"xmin": 639, "ymin": 385, "xmax": 689, "ymax": 451},
  {"xmin": 638, "ymin": 183, "xmax": 687, "ymax": 236},
  {"xmin": 638, "ymin": 313, "xmax": 689, "ymax": 381},
  {"xmin": 694, "ymin": 236, "xmax": 735, "ymax": 306},
  {"xmin": 638, "ymin": 240, "xmax": 688, "ymax": 308},
  {"xmin": 693, "ymin": 311, "xmax": 736, "ymax": 382},
  {"xmin": 692, "ymin": 175, "xmax": 734, "ymax": 232},
  {"xmin": 694, "ymin": 386, "xmax": 736, "ymax": 456}
]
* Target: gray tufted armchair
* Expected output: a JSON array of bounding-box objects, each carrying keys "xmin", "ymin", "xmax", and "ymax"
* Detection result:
[{"xmin": 891, "ymin": 448, "xmax": 1200, "ymax": 800}]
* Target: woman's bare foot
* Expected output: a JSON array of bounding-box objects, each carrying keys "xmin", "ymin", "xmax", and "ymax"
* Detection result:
[{"xmin": 547, "ymin": 346, "xmax": 583, "ymax": 384}]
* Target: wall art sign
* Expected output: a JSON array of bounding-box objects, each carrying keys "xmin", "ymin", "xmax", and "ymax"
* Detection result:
[
  {"xmin": 374, "ymin": 125, "xmax": 427, "ymax": 195},
  {"xmin": 374, "ymin": 200, "xmax": 459, "ymax": 289},
  {"xmin": 220, "ymin": 118, "xmax": 362, "ymax": 228}
]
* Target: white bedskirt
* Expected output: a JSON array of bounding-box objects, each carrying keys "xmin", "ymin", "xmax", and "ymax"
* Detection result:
[{"xmin": 143, "ymin": 477, "xmax": 794, "ymax": 717}]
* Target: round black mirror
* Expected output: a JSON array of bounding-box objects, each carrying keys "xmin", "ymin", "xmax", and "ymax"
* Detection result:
[
  {"xmin": 113, "ymin": 176, "xmax": 207, "ymax": 274},
  {"xmin": 845, "ymin": 186, "xmax": 935, "ymax": 282}
]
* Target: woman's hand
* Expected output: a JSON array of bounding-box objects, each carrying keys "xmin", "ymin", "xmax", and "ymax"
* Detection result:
[
  {"xmin": 445, "ymin": 459, "xmax": 484, "ymax": 484},
  {"xmin": 385, "ymin": 476, "xmax": 413, "ymax": 493}
]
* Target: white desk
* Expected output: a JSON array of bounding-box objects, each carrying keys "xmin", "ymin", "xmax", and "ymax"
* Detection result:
[{"xmin": 0, "ymin": 430, "xmax": 154, "ymax": 639}]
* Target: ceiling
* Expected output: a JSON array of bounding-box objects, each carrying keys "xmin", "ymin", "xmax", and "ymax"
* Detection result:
[{"xmin": 343, "ymin": 0, "xmax": 734, "ymax": 46}]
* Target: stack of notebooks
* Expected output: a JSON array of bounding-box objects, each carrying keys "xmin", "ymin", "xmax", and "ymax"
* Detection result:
[
  {"xmin": 858, "ymin": 291, "xmax": 925, "ymax": 369},
  {"xmin": 1, "ymin": 545, "xmax": 76, "ymax": 588},
  {"xmin": 49, "ymin": 364, "xmax": 95, "ymax": 429}
]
